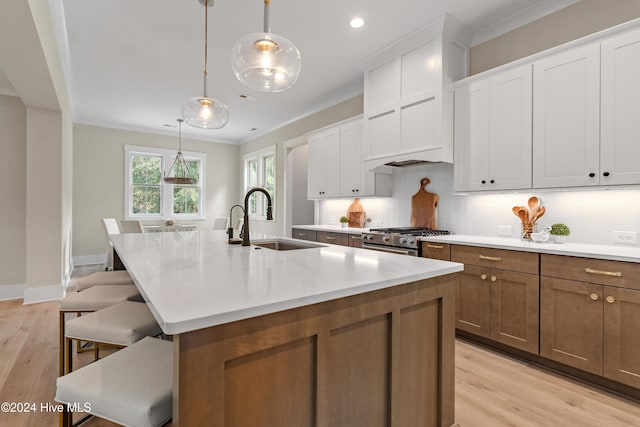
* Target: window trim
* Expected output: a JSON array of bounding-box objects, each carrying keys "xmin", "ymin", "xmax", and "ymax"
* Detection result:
[
  {"xmin": 243, "ymin": 144, "xmax": 276, "ymax": 220},
  {"xmin": 124, "ymin": 145, "xmax": 206, "ymax": 220}
]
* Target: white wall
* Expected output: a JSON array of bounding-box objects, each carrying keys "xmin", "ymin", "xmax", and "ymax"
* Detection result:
[
  {"xmin": 73, "ymin": 124, "xmax": 239, "ymax": 260},
  {"xmin": 470, "ymin": 0, "xmax": 640, "ymax": 74},
  {"xmin": 0, "ymin": 95, "xmax": 26, "ymax": 296},
  {"xmin": 320, "ymin": 163, "xmax": 640, "ymax": 246}
]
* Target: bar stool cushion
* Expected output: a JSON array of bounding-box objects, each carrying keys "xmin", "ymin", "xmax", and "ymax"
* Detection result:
[
  {"xmin": 56, "ymin": 336, "xmax": 172, "ymax": 427},
  {"xmin": 65, "ymin": 301, "xmax": 162, "ymax": 346},
  {"xmin": 59, "ymin": 285, "xmax": 143, "ymax": 312},
  {"xmin": 71, "ymin": 270, "xmax": 133, "ymax": 291}
]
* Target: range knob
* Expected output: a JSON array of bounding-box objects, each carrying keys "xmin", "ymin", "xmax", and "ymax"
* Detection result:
[
  {"xmin": 364, "ymin": 234, "xmax": 373, "ymax": 241},
  {"xmin": 382, "ymin": 236, "xmax": 390, "ymax": 243},
  {"xmin": 406, "ymin": 238, "xmax": 415, "ymax": 245},
  {"xmin": 399, "ymin": 237, "xmax": 407, "ymax": 244}
]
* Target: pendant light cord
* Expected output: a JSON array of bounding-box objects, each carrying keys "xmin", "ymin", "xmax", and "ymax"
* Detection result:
[
  {"xmin": 203, "ymin": 0, "xmax": 209, "ymax": 97},
  {"xmin": 263, "ymin": 0, "xmax": 270, "ymax": 34}
]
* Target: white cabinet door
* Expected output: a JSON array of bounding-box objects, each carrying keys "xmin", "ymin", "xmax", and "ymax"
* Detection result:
[
  {"xmin": 601, "ymin": 28, "xmax": 640, "ymax": 185},
  {"xmin": 307, "ymin": 133, "xmax": 324, "ymax": 198},
  {"xmin": 454, "ymin": 79, "xmax": 489, "ymax": 192},
  {"xmin": 488, "ymin": 65, "xmax": 532, "ymax": 190},
  {"xmin": 340, "ymin": 121, "xmax": 363, "ymax": 196},
  {"xmin": 307, "ymin": 128, "xmax": 340, "ymax": 199},
  {"xmin": 454, "ymin": 65, "xmax": 532, "ymax": 192},
  {"xmin": 533, "ymin": 44, "xmax": 600, "ymax": 188}
]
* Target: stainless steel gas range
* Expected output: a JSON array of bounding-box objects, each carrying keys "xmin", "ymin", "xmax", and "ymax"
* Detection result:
[{"xmin": 361, "ymin": 227, "xmax": 451, "ymax": 256}]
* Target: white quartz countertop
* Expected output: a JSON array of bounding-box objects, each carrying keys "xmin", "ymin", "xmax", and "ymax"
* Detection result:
[
  {"xmin": 110, "ymin": 231, "xmax": 463, "ymax": 335},
  {"xmin": 293, "ymin": 224, "xmax": 368, "ymax": 234},
  {"xmin": 420, "ymin": 235, "xmax": 640, "ymax": 263}
]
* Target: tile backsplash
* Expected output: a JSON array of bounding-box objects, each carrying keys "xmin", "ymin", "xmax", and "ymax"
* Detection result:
[{"xmin": 319, "ymin": 163, "xmax": 640, "ymax": 246}]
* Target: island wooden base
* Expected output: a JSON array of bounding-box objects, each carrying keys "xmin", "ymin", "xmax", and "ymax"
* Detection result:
[{"xmin": 173, "ymin": 273, "xmax": 458, "ymax": 426}]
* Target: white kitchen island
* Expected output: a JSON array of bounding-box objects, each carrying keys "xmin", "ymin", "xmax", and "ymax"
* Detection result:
[{"xmin": 110, "ymin": 230, "xmax": 463, "ymax": 427}]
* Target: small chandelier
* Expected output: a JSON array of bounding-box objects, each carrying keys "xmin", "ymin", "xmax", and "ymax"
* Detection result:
[
  {"xmin": 163, "ymin": 119, "xmax": 197, "ymax": 185},
  {"xmin": 231, "ymin": 0, "xmax": 301, "ymax": 93},
  {"xmin": 182, "ymin": 0, "xmax": 229, "ymax": 129}
]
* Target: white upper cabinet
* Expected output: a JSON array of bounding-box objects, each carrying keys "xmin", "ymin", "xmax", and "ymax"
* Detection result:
[
  {"xmin": 454, "ymin": 65, "xmax": 532, "ymax": 192},
  {"xmin": 532, "ymin": 44, "xmax": 601, "ymax": 188},
  {"xmin": 601, "ymin": 28, "xmax": 640, "ymax": 185},
  {"xmin": 307, "ymin": 117, "xmax": 391, "ymax": 200},
  {"xmin": 307, "ymin": 127, "xmax": 341, "ymax": 198},
  {"xmin": 360, "ymin": 15, "xmax": 470, "ymax": 172}
]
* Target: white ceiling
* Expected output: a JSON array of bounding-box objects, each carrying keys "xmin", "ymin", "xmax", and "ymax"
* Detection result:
[{"xmin": 46, "ymin": 0, "xmax": 577, "ymax": 144}]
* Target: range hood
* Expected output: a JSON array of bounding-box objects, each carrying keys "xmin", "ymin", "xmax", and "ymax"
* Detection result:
[
  {"xmin": 363, "ymin": 145, "xmax": 453, "ymax": 173},
  {"xmin": 358, "ymin": 14, "xmax": 470, "ymax": 175}
]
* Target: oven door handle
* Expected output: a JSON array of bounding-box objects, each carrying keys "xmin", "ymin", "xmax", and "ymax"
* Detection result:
[{"xmin": 361, "ymin": 244, "xmax": 415, "ymax": 256}]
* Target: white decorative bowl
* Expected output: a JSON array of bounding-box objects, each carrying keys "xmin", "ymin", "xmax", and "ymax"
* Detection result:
[
  {"xmin": 530, "ymin": 232, "xmax": 549, "ymax": 243},
  {"xmin": 553, "ymin": 235, "xmax": 568, "ymax": 244}
]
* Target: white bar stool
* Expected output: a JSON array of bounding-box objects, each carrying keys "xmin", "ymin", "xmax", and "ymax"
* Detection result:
[
  {"xmin": 56, "ymin": 336, "xmax": 172, "ymax": 427},
  {"xmin": 69, "ymin": 270, "xmax": 133, "ymax": 291},
  {"xmin": 58, "ymin": 284, "xmax": 143, "ymax": 376},
  {"xmin": 64, "ymin": 301, "xmax": 163, "ymax": 373}
]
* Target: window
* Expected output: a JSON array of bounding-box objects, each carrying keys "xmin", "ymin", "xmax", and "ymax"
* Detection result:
[
  {"xmin": 125, "ymin": 145, "xmax": 206, "ymax": 220},
  {"xmin": 243, "ymin": 145, "xmax": 276, "ymax": 219}
]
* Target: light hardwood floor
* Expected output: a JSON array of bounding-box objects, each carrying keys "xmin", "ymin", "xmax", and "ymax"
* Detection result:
[{"xmin": 0, "ymin": 298, "xmax": 639, "ymax": 427}]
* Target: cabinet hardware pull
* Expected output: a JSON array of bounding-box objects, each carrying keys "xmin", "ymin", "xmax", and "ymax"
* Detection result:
[
  {"xmin": 426, "ymin": 244, "xmax": 444, "ymax": 249},
  {"xmin": 606, "ymin": 296, "xmax": 615, "ymax": 304},
  {"xmin": 590, "ymin": 293, "xmax": 599, "ymax": 301},
  {"xmin": 490, "ymin": 276, "xmax": 497, "ymax": 282},
  {"xmin": 351, "ymin": 236, "xmax": 361, "ymax": 240},
  {"xmin": 298, "ymin": 233, "xmax": 306, "ymax": 237},
  {"xmin": 481, "ymin": 274, "xmax": 487, "ymax": 280},
  {"xmin": 326, "ymin": 236, "xmax": 336, "ymax": 241},
  {"xmin": 479, "ymin": 255, "xmax": 502, "ymax": 262},
  {"xmin": 585, "ymin": 268, "xmax": 622, "ymax": 277}
]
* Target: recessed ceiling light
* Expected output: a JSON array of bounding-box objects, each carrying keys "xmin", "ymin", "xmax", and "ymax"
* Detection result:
[{"xmin": 350, "ymin": 17, "xmax": 364, "ymax": 29}]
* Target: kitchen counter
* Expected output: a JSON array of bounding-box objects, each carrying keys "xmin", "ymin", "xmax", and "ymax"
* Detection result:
[
  {"xmin": 293, "ymin": 224, "xmax": 368, "ymax": 234},
  {"xmin": 111, "ymin": 230, "xmax": 462, "ymax": 426},
  {"xmin": 420, "ymin": 234, "xmax": 640, "ymax": 263},
  {"xmin": 110, "ymin": 230, "xmax": 462, "ymax": 335}
]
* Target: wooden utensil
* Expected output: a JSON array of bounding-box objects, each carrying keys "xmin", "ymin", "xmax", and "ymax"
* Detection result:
[
  {"xmin": 531, "ymin": 206, "xmax": 546, "ymax": 223},
  {"xmin": 517, "ymin": 207, "xmax": 528, "ymax": 224},
  {"xmin": 411, "ymin": 178, "xmax": 438, "ymax": 229},
  {"xmin": 528, "ymin": 196, "xmax": 539, "ymax": 211}
]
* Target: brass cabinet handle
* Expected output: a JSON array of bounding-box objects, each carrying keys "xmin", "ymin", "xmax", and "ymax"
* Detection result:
[
  {"xmin": 585, "ymin": 268, "xmax": 622, "ymax": 277},
  {"xmin": 326, "ymin": 236, "xmax": 336, "ymax": 241},
  {"xmin": 606, "ymin": 296, "xmax": 615, "ymax": 304},
  {"xmin": 351, "ymin": 236, "xmax": 361, "ymax": 240},
  {"xmin": 480, "ymin": 274, "xmax": 487, "ymax": 280},
  {"xmin": 479, "ymin": 255, "xmax": 502, "ymax": 262},
  {"xmin": 426, "ymin": 244, "xmax": 444, "ymax": 249},
  {"xmin": 297, "ymin": 233, "xmax": 306, "ymax": 237},
  {"xmin": 490, "ymin": 276, "xmax": 497, "ymax": 282},
  {"xmin": 590, "ymin": 293, "xmax": 599, "ymax": 301}
]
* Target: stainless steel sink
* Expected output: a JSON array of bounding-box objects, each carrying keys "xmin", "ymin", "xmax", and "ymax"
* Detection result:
[{"xmin": 254, "ymin": 239, "xmax": 325, "ymax": 251}]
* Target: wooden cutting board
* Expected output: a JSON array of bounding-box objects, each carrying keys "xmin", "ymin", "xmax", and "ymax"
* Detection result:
[
  {"xmin": 346, "ymin": 198, "xmax": 365, "ymax": 228},
  {"xmin": 410, "ymin": 178, "xmax": 438, "ymax": 229}
]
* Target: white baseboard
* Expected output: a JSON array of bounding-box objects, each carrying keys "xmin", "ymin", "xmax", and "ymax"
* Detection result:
[
  {"xmin": 73, "ymin": 254, "xmax": 108, "ymax": 267},
  {"xmin": 0, "ymin": 284, "xmax": 26, "ymax": 301},
  {"xmin": 23, "ymin": 283, "xmax": 65, "ymax": 304}
]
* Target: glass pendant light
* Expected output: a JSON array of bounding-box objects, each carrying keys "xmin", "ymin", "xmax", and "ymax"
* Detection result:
[
  {"xmin": 231, "ymin": 0, "xmax": 301, "ymax": 93},
  {"xmin": 182, "ymin": 0, "xmax": 229, "ymax": 129},
  {"xmin": 164, "ymin": 119, "xmax": 197, "ymax": 185}
]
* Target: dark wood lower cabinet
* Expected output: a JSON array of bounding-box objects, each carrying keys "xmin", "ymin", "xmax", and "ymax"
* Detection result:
[
  {"xmin": 453, "ymin": 245, "xmax": 539, "ymax": 354},
  {"xmin": 540, "ymin": 277, "xmax": 603, "ymax": 375},
  {"xmin": 604, "ymin": 286, "xmax": 640, "ymax": 388},
  {"xmin": 173, "ymin": 274, "xmax": 457, "ymax": 426},
  {"xmin": 541, "ymin": 254, "xmax": 640, "ymax": 390}
]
